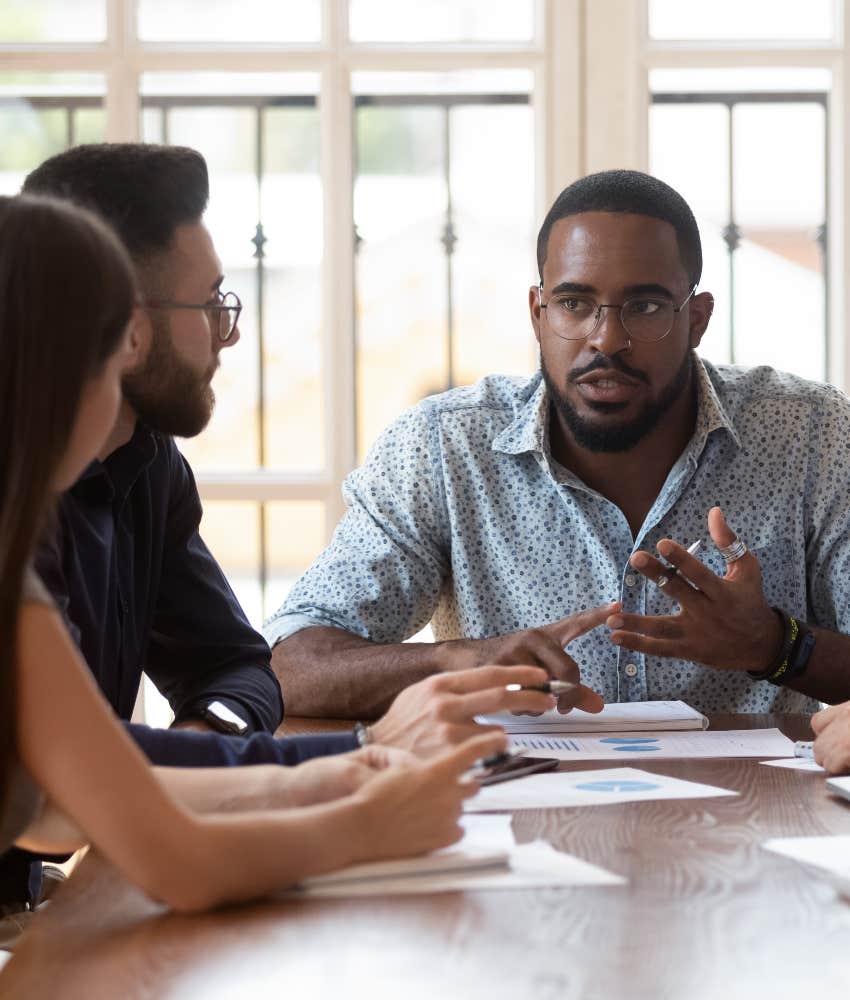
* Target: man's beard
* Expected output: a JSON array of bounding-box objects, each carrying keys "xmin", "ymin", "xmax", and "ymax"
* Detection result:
[
  {"xmin": 542, "ymin": 348, "xmax": 694, "ymax": 454},
  {"xmin": 123, "ymin": 314, "xmax": 217, "ymax": 438}
]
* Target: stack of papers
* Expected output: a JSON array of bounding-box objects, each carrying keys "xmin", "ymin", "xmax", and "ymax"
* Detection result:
[
  {"xmin": 510, "ymin": 728, "xmax": 794, "ymax": 761},
  {"xmin": 464, "ymin": 766, "xmax": 737, "ymax": 812},
  {"xmin": 478, "ymin": 699, "xmax": 708, "ymax": 734},
  {"xmin": 286, "ymin": 815, "xmax": 624, "ymax": 898}
]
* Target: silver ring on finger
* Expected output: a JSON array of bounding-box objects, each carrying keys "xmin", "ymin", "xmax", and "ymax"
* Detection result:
[
  {"xmin": 718, "ymin": 536, "xmax": 748, "ymax": 564},
  {"xmin": 656, "ymin": 574, "xmax": 671, "ymax": 589}
]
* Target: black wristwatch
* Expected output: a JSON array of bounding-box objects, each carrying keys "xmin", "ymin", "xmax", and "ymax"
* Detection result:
[
  {"xmin": 200, "ymin": 700, "xmax": 249, "ymax": 735},
  {"xmin": 747, "ymin": 609, "xmax": 815, "ymax": 686}
]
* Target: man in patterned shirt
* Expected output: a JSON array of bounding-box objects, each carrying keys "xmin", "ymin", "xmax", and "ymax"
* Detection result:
[{"xmin": 265, "ymin": 170, "xmax": 850, "ymax": 717}]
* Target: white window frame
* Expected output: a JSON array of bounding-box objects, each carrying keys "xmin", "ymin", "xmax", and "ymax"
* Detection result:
[
  {"xmin": 0, "ymin": 0, "xmax": 586, "ymax": 535},
  {"xmin": 635, "ymin": 0, "xmax": 847, "ymax": 389},
  {"xmin": 4, "ymin": 0, "xmax": 845, "ymax": 513}
]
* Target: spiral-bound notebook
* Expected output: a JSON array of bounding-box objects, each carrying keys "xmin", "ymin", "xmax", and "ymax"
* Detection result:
[{"xmin": 477, "ymin": 699, "xmax": 709, "ymax": 734}]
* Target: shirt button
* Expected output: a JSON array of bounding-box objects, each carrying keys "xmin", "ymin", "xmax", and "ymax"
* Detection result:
[
  {"xmin": 625, "ymin": 573, "xmax": 637, "ymax": 587},
  {"xmin": 624, "ymin": 662, "xmax": 638, "ymax": 678}
]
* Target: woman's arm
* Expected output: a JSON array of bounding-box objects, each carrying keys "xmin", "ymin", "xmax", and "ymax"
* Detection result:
[
  {"xmin": 15, "ymin": 801, "xmax": 85, "ymax": 855},
  {"xmin": 16, "ymin": 605, "xmax": 502, "ymax": 912},
  {"xmin": 16, "ymin": 746, "xmax": 417, "ymax": 853},
  {"xmin": 153, "ymin": 745, "xmax": 421, "ymax": 813}
]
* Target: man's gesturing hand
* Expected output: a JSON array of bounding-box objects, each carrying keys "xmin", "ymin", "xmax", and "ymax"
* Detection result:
[
  {"xmin": 606, "ymin": 506, "xmax": 783, "ymax": 672},
  {"xmin": 432, "ymin": 602, "xmax": 618, "ymax": 714}
]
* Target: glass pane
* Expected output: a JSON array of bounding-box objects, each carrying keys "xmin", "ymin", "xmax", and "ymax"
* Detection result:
[
  {"xmin": 449, "ymin": 104, "xmax": 536, "ymax": 385},
  {"xmin": 651, "ymin": 68, "xmax": 831, "ymax": 94},
  {"xmin": 200, "ymin": 501, "xmax": 262, "ymax": 628},
  {"xmin": 72, "ymin": 107, "xmax": 105, "ymax": 145},
  {"xmin": 0, "ymin": 74, "xmax": 104, "ymax": 195},
  {"xmin": 648, "ymin": 0, "xmax": 835, "ymax": 41},
  {"xmin": 137, "ymin": 0, "xmax": 321, "ymax": 42},
  {"xmin": 262, "ymin": 106, "xmax": 324, "ymax": 472},
  {"xmin": 354, "ymin": 104, "xmax": 449, "ymax": 458},
  {"xmin": 354, "ymin": 69, "xmax": 533, "ymax": 97},
  {"xmin": 140, "ymin": 498, "xmax": 324, "ymax": 722},
  {"xmin": 354, "ymin": 75, "xmax": 535, "ymax": 459},
  {"xmin": 140, "ymin": 74, "xmax": 322, "ymax": 475},
  {"xmin": 0, "ymin": 0, "xmax": 106, "ymax": 42},
  {"xmin": 350, "ymin": 0, "xmax": 535, "ymax": 42},
  {"xmin": 146, "ymin": 105, "xmax": 261, "ymax": 473},
  {"xmin": 265, "ymin": 501, "xmax": 325, "ymax": 619},
  {"xmin": 142, "ymin": 72, "xmax": 318, "ymax": 99},
  {"xmin": 649, "ymin": 102, "xmax": 732, "ymax": 364},
  {"xmin": 732, "ymin": 103, "xmax": 826, "ymax": 379},
  {"xmin": 733, "ymin": 105, "xmax": 825, "ymax": 230}
]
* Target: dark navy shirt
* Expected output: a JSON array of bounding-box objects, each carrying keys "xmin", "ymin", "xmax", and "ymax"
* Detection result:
[{"xmin": 35, "ymin": 423, "xmax": 283, "ymax": 733}]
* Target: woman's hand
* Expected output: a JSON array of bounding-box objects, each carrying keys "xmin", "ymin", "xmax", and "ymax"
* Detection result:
[
  {"xmin": 276, "ymin": 746, "xmax": 418, "ymax": 808},
  {"xmin": 349, "ymin": 730, "xmax": 506, "ymax": 862}
]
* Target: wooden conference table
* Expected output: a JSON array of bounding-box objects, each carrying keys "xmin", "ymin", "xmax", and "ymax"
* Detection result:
[{"xmin": 1, "ymin": 714, "xmax": 850, "ymax": 1000}]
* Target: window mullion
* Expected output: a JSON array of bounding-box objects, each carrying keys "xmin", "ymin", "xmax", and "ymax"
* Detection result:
[
  {"xmin": 320, "ymin": 9, "xmax": 356, "ymax": 538},
  {"xmin": 105, "ymin": 0, "xmax": 138, "ymax": 141}
]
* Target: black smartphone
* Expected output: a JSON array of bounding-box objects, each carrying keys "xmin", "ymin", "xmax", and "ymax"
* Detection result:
[{"xmin": 478, "ymin": 755, "xmax": 559, "ymax": 786}]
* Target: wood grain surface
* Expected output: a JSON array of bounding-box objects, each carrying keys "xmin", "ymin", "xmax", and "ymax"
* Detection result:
[{"xmin": 2, "ymin": 714, "xmax": 849, "ymax": 1000}]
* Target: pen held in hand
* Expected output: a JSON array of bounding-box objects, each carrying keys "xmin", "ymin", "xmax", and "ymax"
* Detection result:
[{"xmin": 505, "ymin": 680, "xmax": 577, "ymax": 696}]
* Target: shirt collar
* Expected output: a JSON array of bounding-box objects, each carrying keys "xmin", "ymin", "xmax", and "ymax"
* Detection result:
[
  {"xmin": 492, "ymin": 355, "xmax": 742, "ymax": 462},
  {"xmin": 492, "ymin": 371, "xmax": 548, "ymax": 457},
  {"xmin": 71, "ymin": 422, "xmax": 159, "ymax": 503},
  {"xmin": 690, "ymin": 355, "xmax": 743, "ymax": 453}
]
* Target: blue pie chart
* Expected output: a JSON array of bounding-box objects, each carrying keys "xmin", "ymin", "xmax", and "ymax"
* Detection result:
[{"xmin": 576, "ymin": 780, "xmax": 661, "ymax": 793}]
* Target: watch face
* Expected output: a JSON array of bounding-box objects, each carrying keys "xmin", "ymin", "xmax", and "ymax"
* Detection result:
[{"xmin": 205, "ymin": 701, "xmax": 248, "ymax": 734}]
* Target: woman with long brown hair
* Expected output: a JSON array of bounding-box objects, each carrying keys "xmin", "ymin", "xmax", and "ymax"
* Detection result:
[{"xmin": 0, "ymin": 193, "xmax": 503, "ymax": 912}]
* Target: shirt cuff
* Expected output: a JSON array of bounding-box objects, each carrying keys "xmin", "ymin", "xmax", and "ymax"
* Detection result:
[{"xmin": 262, "ymin": 611, "xmax": 329, "ymax": 649}]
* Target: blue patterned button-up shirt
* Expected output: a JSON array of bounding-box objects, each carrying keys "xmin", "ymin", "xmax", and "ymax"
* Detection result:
[{"xmin": 265, "ymin": 357, "xmax": 850, "ymax": 713}]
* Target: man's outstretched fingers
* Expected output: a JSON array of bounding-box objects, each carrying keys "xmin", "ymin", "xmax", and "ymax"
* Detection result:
[
  {"xmin": 549, "ymin": 601, "xmax": 622, "ymax": 647},
  {"xmin": 629, "ymin": 552, "xmax": 695, "ymax": 603},
  {"xmin": 605, "ymin": 613, "xmax": 684, "ymax": 641},
  {"xmin": 560, "ymin": 684, "xmax": 604, "ymax": 714},
  {"xmin": 708, "ymin": 505, "xmax": 759, "ymax": 583},
  {"xmin": 708, "ymin": 505, "xmax": 736, "ymax": 547}
]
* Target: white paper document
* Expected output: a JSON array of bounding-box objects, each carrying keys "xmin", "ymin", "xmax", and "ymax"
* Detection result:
[
  {"xmin": 287, "ymin": 814, "xmax": 624, "ymax": 897},
  {"xmin": 464, "ymin": 766, "xmax": 736, "ymax": 812},
  {"xmin": 509, "ymin": 727, "xmax": 794, "ymax": 760},
  {"xmin": 763, "ymin": 834, "xmax": 850, "ymax": 897},
  {"xmin": 827, "ymin": 775, "xmax": 850, "ymax": 803},
  {"xmin": 760, "ymin": 757, "xmax": 825, "ymax": 773},
  {"xmin": 479, "ymin": 699, "xmax": 708, "ymax": 734}
]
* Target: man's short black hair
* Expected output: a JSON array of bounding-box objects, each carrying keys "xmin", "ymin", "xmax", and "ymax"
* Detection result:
[
  {"xmin": 537, "ymin": 169, "xmax": 702, "ymax": 286},
  {"xmin": 22, "ymin": 143, "xmax": 209, "ymax": 263}
]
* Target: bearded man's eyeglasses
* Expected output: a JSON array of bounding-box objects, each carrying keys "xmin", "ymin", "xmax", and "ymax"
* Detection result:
[
  {"xmin": 143, "ymin": 290, "xmax": 242, "ymax": 343},
  {"xmin": 539, "ymin": 284, "xmax": 696, "ymax": 343}
]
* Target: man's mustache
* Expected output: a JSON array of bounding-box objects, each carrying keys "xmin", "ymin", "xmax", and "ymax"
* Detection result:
[{"xmin": 568, "ymin": 354, "xmax": 649, "ymax": 385}]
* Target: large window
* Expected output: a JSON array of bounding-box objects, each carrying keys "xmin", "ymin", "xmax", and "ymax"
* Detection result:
[
  {"xmin": 2, "ymin": 2, "xmax": 849, "ymax": 724},
  {"xmin": 0, "ymin": 0, "xmax": 552, "ymax": 641},
  {"xmin": 643, "ymin": 2, "xmax": 845, "ymax": 388}
]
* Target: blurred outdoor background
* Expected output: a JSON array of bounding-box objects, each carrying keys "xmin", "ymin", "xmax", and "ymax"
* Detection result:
[{"xmin": 0, "ymin": 2, "xmax": 839, "ymax": 724}]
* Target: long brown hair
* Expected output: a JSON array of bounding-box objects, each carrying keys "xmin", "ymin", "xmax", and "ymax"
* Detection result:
[{"xmin": 0, "ymin": 194, "xmax": 136, "ymax": 811}]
